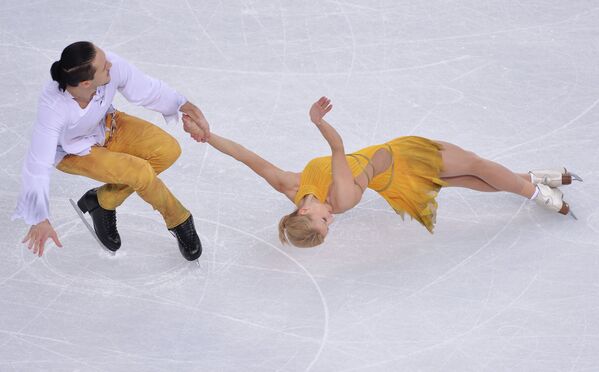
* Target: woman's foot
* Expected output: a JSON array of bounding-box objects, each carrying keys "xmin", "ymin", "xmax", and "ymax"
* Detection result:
[
  {"xmin": 533, "ymin": 184, "xmax": 577, "ymax": 220},
  {"xmin": 529, "ymin": 167, "xmax": 583, "ymax": 187}
]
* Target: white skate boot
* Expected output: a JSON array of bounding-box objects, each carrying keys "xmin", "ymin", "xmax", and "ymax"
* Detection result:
[
  {"xmin": 534, "ymin": 184, "xmax": 577, "ymax": 220},
  {"xmin": 529, "ymin": 167, "xmax": 583, "ymax": 187}
]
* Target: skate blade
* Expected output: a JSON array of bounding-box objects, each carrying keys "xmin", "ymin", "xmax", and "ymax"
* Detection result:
[
  {"xmin": 558, "ymin": 202, "xmax": 578, "ymax": 221},
  {"xmin": 69, "ymin": 198, "xmax": 116, "ymax": 256},
  {"xmin": 569, "ymin": 209, "xmax": 578, "ymax": 220},
  {"xmin": 569, "ymin": 173, "xmax": 583, "ymax": 182}
]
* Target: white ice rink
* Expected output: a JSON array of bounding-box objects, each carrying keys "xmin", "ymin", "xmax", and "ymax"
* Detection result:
[{"xmin": 1, "ymin": 1, "xmax": 599, "ymax": 371}]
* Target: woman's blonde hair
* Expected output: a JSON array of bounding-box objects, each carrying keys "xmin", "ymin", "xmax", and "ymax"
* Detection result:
[{"xmin": 278, "ymin": 210, "xmax": 325, "ymax": 248}]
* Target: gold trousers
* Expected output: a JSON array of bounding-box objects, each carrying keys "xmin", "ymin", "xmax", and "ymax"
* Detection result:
[{"xmin": 57, "ymin": 111, "xmax": 190, "ymax": 229}]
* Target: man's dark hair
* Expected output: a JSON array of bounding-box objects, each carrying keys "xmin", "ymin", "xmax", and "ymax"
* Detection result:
[{"xmin": 50, "ymin": 41, "xmax": 97, "ymax": 92}]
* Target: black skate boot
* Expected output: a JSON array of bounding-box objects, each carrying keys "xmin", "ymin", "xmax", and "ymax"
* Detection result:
[
  {"xmin": 77, "ymin": 188, "xmax": 121, "ymax": 252},
  {"xmin": 169, "ymin": 215, "xmax": 202, "ymax": 261}
]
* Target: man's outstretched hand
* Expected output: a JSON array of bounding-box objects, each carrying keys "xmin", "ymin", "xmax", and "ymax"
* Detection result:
[
  {"xmin": 180, "ymin": 101, "xmax": 210, "ymax": 142},
  {"xmin": 22, "ymin": 219, "xmax": 63, "ymax": 257}
]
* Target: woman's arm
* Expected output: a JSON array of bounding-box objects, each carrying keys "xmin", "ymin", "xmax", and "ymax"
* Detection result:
[
  {"xmin": 202, "ymin": 130, "xmax": 298, "ymax": 201},
  {"xmin": 309, "ymin": 97, "xmax": 363, "ymax": 212}
]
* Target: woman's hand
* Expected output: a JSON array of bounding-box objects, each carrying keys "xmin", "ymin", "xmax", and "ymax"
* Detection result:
[
  {"xmin": 309, "ymin": 96, "xmax": 333, "ymax": 126},
  {"xmin": 22, "ymin": 219, "xmax": 63, "ymax": 257},
  {"xmin": 180, "ymin": 101, "xmax": 210, "ymax": 142},
  {"xmin": 182, "ymin": 113, "xmax": 207, "ymax": 142},
  {"xmin": 309, "ymin": 96, "xmax": 343, "ymax": 151}
]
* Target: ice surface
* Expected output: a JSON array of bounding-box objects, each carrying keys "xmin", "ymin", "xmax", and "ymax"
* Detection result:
[{"xmin": 1, "ymin": 1, "xmax": 598, "ymax": 371}]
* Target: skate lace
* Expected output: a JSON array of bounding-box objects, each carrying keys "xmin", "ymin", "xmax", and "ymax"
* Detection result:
[
  {"xmin": 182, "ymin": 221, "xmax": 195, "ymax": 243},
  {"xmin": 173, "ymin": 219, "xmax": 196, "ymax": 245},
  {"xmin": 104, "ymin": 210, "xmax": 117, "ymax": 233}
]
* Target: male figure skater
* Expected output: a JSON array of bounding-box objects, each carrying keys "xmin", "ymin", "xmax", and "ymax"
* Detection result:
[{"xmin": 13, "ymin": 41, "xmax": 208, "ymax": 261}]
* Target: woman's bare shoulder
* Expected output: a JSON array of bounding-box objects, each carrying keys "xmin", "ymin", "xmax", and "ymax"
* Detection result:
[{"xmin": 280, "ymin": 172, "xmax": 301, "ymax": 202}]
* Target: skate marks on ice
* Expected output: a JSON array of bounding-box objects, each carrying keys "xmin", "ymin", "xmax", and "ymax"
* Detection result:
[
  {"xmin": 588, "ymin": 211, "xmax": 599, "ymax": 234},
  {"xmin": 27, "ymin": 215, "xmax": 329, "ymax": 371},
  {"xmin": 2, "ymin": 0, "xmax": 599, "ymax": 370},
  {"xmin": 192, "ymin": 215, "xmax": 330, "ymax": 372},
  {"xmin": 63, "ymin": 199, "xmax": 206, "ymax": 286}
]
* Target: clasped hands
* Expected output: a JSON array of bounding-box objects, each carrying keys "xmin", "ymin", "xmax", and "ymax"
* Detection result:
[{"xmin": 180, "ymin": 101, "xmax": 210, "ymax": 142}]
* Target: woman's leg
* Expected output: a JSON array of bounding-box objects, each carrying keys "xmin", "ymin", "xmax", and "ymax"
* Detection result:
[
  {"xmin": 442, "ymin": 175, "xmax": 498, "ymax": 191},
  {"xmin": 436, "ymin": 141, "xmax": 536, "ymax": 198}
]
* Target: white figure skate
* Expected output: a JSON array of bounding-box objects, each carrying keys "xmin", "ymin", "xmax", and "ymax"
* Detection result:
[
  {"xmin": 534, "ymin": 184, "xmax": 577, "ymax": 220},
  {"xmin": 529, "ymin": 167, "xmax": 583, "ymax": 187}
]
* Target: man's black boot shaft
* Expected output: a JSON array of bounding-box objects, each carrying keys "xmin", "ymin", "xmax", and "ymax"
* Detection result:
[{"xmin": 77, "ymin": 188, "xmax": 121, "ymax": 252}]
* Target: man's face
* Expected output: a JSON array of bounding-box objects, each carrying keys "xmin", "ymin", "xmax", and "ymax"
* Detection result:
[{"xmin": 90, "ymin": 47, "xmax": 112, "ymax": 87}]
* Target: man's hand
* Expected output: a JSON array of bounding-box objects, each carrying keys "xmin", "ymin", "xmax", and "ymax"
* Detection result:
[
  {"xmin": 22, "ymin": 219, "xmax": 63, "ymax": 257},
  {"xmin": 182, "ymin": 114, "xmax": 207, "ymax": 142},
  {"xmin": 180, "ymin": 101, "xmax": 210, "ymax": 142}
]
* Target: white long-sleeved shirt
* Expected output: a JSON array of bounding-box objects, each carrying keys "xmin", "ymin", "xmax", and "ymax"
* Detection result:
[{"xmin": 12, "ymin": 51, "xmax": 187, "ymax": 225}]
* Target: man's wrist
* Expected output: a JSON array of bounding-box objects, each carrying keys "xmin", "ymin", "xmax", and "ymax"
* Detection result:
[{"xmin": 35, "ymin": 219, "xmax": 49, "ymax": 227}]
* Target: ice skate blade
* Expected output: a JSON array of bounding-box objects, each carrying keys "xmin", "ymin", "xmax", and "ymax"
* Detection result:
[
  {"xmin": 569, "ymin": 210, "xmax": 578, "ymax": 221},
  {"xmin": 558, "ymin": 202, "xmax": 578, "ymax": 221},
  {"xmin": 69, "ymin": 198, "xmax": 116, "ymax": 256},
  {"xmin": 570, "ymin": 173, "xmax": 583, "ymax": 182}
]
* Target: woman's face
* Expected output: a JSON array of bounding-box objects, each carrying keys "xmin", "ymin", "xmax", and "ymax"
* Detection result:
[{"xmin": 300, "ymin": 200, "xmax": 334, "ymax": 236}]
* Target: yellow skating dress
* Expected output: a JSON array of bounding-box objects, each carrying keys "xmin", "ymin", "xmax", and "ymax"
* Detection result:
[{"xmin": 294, "ymin": 136, "xmax": 447, "ymax": 233}]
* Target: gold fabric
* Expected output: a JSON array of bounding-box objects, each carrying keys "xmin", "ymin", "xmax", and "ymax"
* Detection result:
[
  {"xmin": 57, "ymin": 111, "xmax": 189, "ymax": 229},
  {"xmin": 295, "ymin": 136, "xmax": 446, "ymax": 233}
]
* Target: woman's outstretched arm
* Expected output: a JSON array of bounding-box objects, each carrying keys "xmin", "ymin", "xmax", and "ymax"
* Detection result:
[
  {"xmin": 186, "ymin": 117, "xmax": 298, "ymax": 201},
  {"xmin": 309, "ymin": 97, "xmax": 363, "ymax": 211}
]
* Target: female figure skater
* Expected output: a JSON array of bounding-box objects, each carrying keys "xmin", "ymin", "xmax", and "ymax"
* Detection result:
[{"xmin": 184, "ymin": 97, "xmax": 581, "ymax": 248}]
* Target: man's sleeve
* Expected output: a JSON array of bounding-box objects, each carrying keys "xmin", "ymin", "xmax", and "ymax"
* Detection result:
[
  {"xmin": 109, "ymin": 51, "xmax": 187, "ymax": 124},
  {"xmin": 12, "ymin": 101, "xmax": 62, "ymax": 225}
]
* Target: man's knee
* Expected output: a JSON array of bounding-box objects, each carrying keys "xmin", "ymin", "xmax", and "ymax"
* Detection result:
[
  {"xmin": 168, "ymin": 137, "xmax": 182, "ymax": 162},
  {"xmin": 129, "ymin": 161, "xmax": 157, "ymax": 190},
  {"xmin": 159, "ymin": 135, "xmax": 182, "ymax": 168}
]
